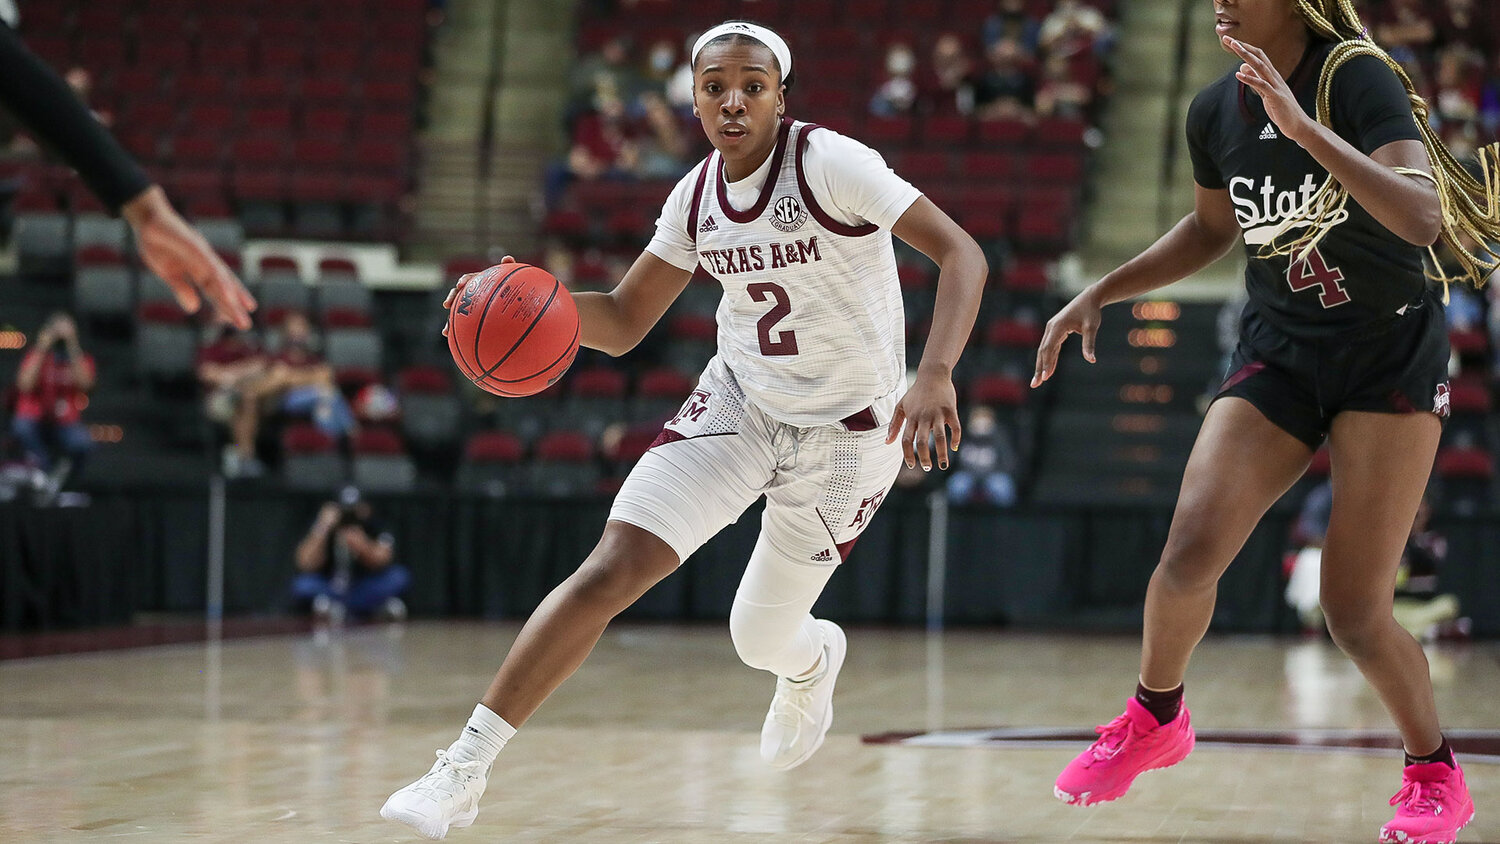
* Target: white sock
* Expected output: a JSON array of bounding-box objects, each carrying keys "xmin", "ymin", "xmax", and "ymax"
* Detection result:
[{"xmin": 447, "ymin": 703, "xmax": 515, "ymax": 768}]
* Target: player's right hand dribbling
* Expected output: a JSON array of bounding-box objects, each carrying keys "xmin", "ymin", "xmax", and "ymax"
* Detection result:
[
  {"xmin": 1032, "ymin": 285, "xmax": 1103, "ymax": 388},
  {"xmin": 441, "ymin": 256, "xmax": 517, "ymax": 336}
]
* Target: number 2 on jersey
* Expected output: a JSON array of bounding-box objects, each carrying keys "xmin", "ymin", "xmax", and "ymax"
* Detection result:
[
  {"xmin": 1287, "ymin": 246, "xmax": 1351, "ymax": 308},
  {"xmin": 748, "ymin": 281, "xmax": 799, "ymax": 356}
]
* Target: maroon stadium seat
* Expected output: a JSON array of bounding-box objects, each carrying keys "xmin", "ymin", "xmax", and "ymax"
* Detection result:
[
  {"xmin": 398, "ymin": 366, "xmax": 453, "ymax": 396},
  {"xmin": 186, "ymin": 104, "xmax": 236, "ymax": 133},
  {"xmin": 363, "ymin": 80, "xmax": 416, "ymax": 107},
  {"xmin": 176, "ymin": 75, "xmax": 228, "ymax": 102},
  {"xmin": 922, "ymin": 114, "xmax": 972, "ymax": 145},
  {"xmin": 134, "ymin": 40, "xmax": 190, "ymax": 70},
  {"xmin": 232, "ymin": 137, "xmax": 288, "ymax": 167},
  {"xmin": 978, "ymin": 117, "xmax": 1030, "ymax": 147},
  {"xmin": 303, "ymin": 108, "xmax": 355, "ymax": 138},
  {"xmin": 968, "ymin": 373, "xmax": 1027, "ymax": 407},
  {"xmin": 465, "ymin": 431, "xmax": 525, "ymax": 463},
  {"xmin": 357, "ymin": 111, "xmax": 413, "ymax": 138},
  {"xmin": 314, "ymin": 46, "xmax": 363, "ymax": 77},
  {"xmin": 369, "ymin": 49, "xmax": 420, "ymax": 76},
  {"xmin": 258, "ymin": 43, "xmax": 305, "ymax": 74},
  {"xmin": 301, "ymin": 78, "xmax": 355, "ymax": 107},
  {"xmin": 195, "ymin": 42, "xmax": 253, "ymax": 75},
  {"xmin": 1436, "ymin": 446, "xmax": 1494, "ymax": 478},
  {"xmin": 535, "ymin": 431, "xmax": 595, "ymax": 462},
  {"xmin": 171, "ymin": 135, "xmax": 225, "ymax": 166},
  {"xmin": 241, "ymin": 77, "xmax": 293, "ymax": 105},
  {"xmin": 570, "ymin": 368, "xmax": 628, "ymax": 399}
]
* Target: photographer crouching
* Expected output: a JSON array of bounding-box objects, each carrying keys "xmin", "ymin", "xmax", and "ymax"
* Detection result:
[{"xmin": 291, "ymin": 485, "xmax": 409, "ymax": 623}]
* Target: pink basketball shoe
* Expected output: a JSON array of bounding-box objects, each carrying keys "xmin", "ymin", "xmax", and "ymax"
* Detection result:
[
  {"xmin": 1380, "ymin": 760, "xmax": 1474, "ymax": 844},
  {"xmin": 1054, "ymin": 697, "xmax": 1195, "ymax": 806}
]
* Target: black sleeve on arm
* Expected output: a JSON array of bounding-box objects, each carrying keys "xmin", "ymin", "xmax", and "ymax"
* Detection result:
[
  {"xmin": 1186, "ymin": 87, "xmax": 1226, "ymax": 190},
  {"xmin": 1330, "ymin": 54, "xmax": 1424, "ymax": 155},
  {"xmin": 0, "ymin": 22, "xmax": 152, "ymax": 214}
]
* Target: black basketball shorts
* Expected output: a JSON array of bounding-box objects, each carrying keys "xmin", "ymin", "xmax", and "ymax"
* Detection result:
[{"xmin": 1213, "ymin": 292, "xmax": 1451, "ymax": 448}]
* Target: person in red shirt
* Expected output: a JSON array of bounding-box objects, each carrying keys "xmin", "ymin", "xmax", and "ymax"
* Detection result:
[
  {"xmin": 10, "ymin": 313, "xmax": 95, "ymax": 476},
  {"xmin": 196, "ymin": 326, "xmax": 268, "ymax": 470},
  {"xmin": 227, "ymin": 311, "xmax": 354, "ymax": 478}
]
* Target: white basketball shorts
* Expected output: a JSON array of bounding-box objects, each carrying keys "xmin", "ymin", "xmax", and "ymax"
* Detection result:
[{"xmin": 609, "ymin": 356, "xmax": 904, "ymax": 565}]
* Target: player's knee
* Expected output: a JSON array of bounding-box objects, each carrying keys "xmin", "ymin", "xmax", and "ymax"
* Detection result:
[
  {"xmin": 728, "ymin": 603, "xmax": 783, "ymax": 671},
  {"xmin": 1321, "ymin": 600, "xmax": 1384, "ymax": 656},
  {"xmin": 1156, "ymin": 528, "xmax": 1223, "ymax": 591},
  {"xmin": 568, "ymin": 541, "xmax": 676, "ymax": 609}
]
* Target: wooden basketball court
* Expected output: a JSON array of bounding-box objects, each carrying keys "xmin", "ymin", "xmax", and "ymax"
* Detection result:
[{"xmin": 3, "ymin": 622, "xmax": 1497, "ymax": 842}]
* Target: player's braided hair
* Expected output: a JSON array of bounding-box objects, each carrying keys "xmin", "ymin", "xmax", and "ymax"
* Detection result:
[{"xmin": 1265, "ymin": 0, "xmax": 1500, "ymax": 287}]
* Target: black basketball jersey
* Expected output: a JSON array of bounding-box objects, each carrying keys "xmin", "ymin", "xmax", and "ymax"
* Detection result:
[{"xmin": 1187, "ymin": 40, "xmax": 1428, "ymax": 338}]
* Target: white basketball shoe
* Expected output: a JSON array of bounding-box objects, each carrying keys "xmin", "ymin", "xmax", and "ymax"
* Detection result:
[
  {"xmin": 760, "ymin": 619, "xmax": 847, "ymax": 770},
  {"xmin": 380, "ymin": 747, "xmax": 488, "ymax": 839}
]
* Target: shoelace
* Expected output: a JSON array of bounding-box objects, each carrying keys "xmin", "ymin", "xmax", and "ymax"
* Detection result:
[
  {"xmin": 1390, "ymin": 780, "xmax": 1447, "ymax": 815},
  {"xmin": 770, "ymin": 678, "xmax": 816, "ymax": 728},
  {"xmin": 410, "ymin": 750, "xmax": 487, "ymax": 802},
  {"xmin": 1087, "ymin": 713, "xmax": 1137, "ymax": 762}
]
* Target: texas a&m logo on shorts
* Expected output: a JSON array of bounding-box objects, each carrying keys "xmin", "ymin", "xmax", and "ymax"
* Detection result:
[
  {"xmin": 671, "ymin": 389, "xmax": 712, "ymax": 427},
  {"xmin": 1432, "ymin": 382, "xmax": 1451, "ymax": 418}
]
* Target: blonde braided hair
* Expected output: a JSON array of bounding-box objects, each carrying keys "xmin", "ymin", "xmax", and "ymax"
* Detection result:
[{"xmin": 1263, "ymin": 0, "xmax": 1500, "ymax": 288}]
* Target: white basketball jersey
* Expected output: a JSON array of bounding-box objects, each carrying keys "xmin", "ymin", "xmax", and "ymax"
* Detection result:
[{"xmin": 682, "ymin": 120, "xmax": 907, "ymax": 428}]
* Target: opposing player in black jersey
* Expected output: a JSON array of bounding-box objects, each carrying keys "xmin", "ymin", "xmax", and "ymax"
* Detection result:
[{"xmin": 1037, "ymin": 1, "xmax": 1499, "ymax": 841}]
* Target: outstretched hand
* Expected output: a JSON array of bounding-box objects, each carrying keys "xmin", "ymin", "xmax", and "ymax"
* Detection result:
[
  {"xmin": 1224, "ymin": 36, "xmax": 1315, "ymax": 143},
  {"xmin": 886, "ymin": 368, "xmax": 961, "ymax": 471},
  {"xmin": 123, "ymin": 186, "xmax": 257, "ymax": 330},
  {"xmin": 441, "ymin": 256, "xmax": 514, "ymax": 336}
]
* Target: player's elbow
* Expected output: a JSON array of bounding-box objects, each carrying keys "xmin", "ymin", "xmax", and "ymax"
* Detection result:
[{"xmin": 1403, "ymin": 205, "xmax": 1443, "ymax": 248}]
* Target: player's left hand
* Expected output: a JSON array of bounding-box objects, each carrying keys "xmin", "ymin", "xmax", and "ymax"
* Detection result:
[
  {"xmin": 123, "ymin": 186, "xmax": 257, "ymax": 330},
  {"xmin": 886, "ymin": 368, "xmax": 961, "ymax": 471},
  {"xmin": 441, "ymin": 256, "xmax": 515, "ymax": 337},
  {"xmin": 1224, "ymin": 36, "xmax": 1315, "ymax": 143}
]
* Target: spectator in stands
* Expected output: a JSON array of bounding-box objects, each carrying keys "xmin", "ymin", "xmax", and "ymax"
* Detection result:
[
  {"xmin": 197, "ymin": 325, "xmax": 269, "ymax": 471},
  {"xmin": 1284, "ymin": 479, "xmax": 1332, "ymax": 632},
  {"xmin": 632, "ymin": 91, "xmax": 691, "ymax": 180},
  {"xmin": 944, "ymin": 405, "xmax": 1018, "ymax": 506},
  {"xmin": 973, "ymin": 37, "xmax": 1036, "ymax": 121},
  {"xmin": 664, "ymin": 32, "xmax": 699, "ymax": 115},
  {"xmin": 546, "ymin": 91, "xmax": 641, "ymax": 207},
  {"xmin": 0, "ymin": 20, "xmax": 256, "ymax": 330},
  {"xmin": 9, "ymin": 313, "xmax": 94, "ymax": 496},
  {"xmin": 1374, "ymin": 0, "xmax": 1438, "ymax": 58},
  {"xmin": 569, "ymin": 35, "xmax": 644, "ymax": 115},
  {"xmin": 1392, "ymin": 493, "xmax": 1469, "ymax": 642},
  {"xmin": 292, "ymin": 485, "xmax": 408, "ymax": 623},
  {"xmin": 923, "ymin": 33, "xmax": 977, "ymax": 116},
  {"xmin": 870, "ymin": 43, "xmax": 919, "ymax": 118},
  {"xmin": 983, "ymin": 0, "xmax": 1043, "ymax": 54},
  {"xmin": 1432, "ymin": 45, "xmax": 1482, "ymax": 135},
  {"xmin": 228, "ymin": 311, "xmax": 355, "ymax": 478},
  {"xmin": 1035, "ymin": 52, "xmax": 1094, "ymax": 120},
  {"xmin": 641, "ymin": 38, "xmax": 679, "ymax": 95},
  {"xmin": 1039, "ymin": 0, "xmax": 1112, "ymax": 60},
  {"xmin": 1434, "ymin": 0, "xmax": 1493, "ymax": 55}
]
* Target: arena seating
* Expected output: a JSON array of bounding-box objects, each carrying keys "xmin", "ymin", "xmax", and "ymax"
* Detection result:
[{"xmin": 11, "ymin": 0, "xmax": 428, "ymax": 244}]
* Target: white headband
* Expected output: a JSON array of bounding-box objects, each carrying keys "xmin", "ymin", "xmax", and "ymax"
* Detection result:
[{"xmin": 691, "ymin": 22, "xmax": 792, "ymax": 80}]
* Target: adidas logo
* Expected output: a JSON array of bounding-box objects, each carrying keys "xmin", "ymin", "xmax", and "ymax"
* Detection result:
[
  {"xmin": 1259, "ymin": 122, "xmax": 1278, "ymax": 140},
  {"xmin": 810, "ymin": 549, "xmax": 833, "ymax": 562},
  {"xmin": 699, "ymin": 214, "xmax": 718, "ymax": 233}
]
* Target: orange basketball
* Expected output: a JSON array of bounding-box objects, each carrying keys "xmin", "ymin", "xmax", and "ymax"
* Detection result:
[{"xmin": 447, "ymin": 263, "xmax": 580, "ymax": 397}]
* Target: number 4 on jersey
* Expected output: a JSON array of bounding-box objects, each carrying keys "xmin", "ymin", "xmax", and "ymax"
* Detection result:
[{"xmin": 1286, "ymin": 246, "xmax": 1351, "ymax": 308}]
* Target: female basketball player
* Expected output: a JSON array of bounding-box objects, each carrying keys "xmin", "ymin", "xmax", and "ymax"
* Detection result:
[
  {"xmin": 1037, "ymin": 2, "xmax": 1498, "ymax": 841},
  {"xmin": 383, "ymin": 21, "xmax": 987, "ymax": 839}
]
